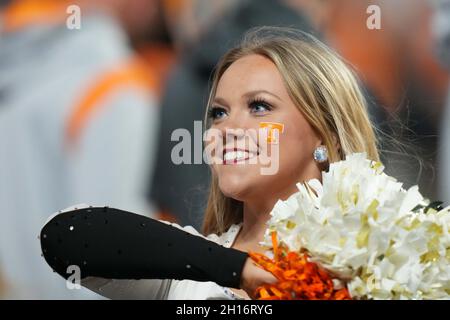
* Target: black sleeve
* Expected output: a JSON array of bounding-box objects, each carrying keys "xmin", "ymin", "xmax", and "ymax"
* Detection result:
[{"xmin": 40, "ymin": 207, "xmax": 248, "ymax": 289}]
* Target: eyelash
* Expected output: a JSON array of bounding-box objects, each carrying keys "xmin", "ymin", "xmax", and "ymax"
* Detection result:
[
  {"xmin": 248, "ymin": 97, "xmax": 273, "ymax": 114},
  {"xmin": 207, "ymin": 106, "xmax": 227, "ymax": 120},
  {"xmin": 207, "ymin": 98, "xmax": 273, "ymax": 121}
]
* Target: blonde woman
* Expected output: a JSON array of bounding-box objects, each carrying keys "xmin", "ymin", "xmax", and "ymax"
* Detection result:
[{"xmin": 40, "ymin": 27, "xmax": 379, "ymax": 300}]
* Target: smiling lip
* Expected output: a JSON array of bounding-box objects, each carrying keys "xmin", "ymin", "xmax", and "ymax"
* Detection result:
[{"xmin": 222, "ymin": 148, "xmax": 258, "ymax": 165}]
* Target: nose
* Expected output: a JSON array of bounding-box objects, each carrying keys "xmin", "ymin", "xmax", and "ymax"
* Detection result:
[
  {"xmin": 220, "ymin": 110, "xmax": 251, "ymax": 143},
  {"xmin": 218, "ymin": 109, "xmax": 258, "ymax": 149}
]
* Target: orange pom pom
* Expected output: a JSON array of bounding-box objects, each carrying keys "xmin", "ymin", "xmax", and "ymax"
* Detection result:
[{"xmin": 249, "ymin": 232, "xmax": 351, "ymax": 300}]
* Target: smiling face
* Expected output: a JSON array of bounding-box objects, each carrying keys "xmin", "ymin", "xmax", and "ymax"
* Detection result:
[{"xmin": 206, "ymin": 54, "xmax": 323, "ymax": 204}]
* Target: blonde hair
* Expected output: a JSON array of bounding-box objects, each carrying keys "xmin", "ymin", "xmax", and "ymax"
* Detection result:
[{"xmin": 202, "ymin": 27, "xmax": 380, "ymax": 235}]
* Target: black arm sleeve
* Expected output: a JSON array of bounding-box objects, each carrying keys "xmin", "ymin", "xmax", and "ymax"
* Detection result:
[{"xmin": 40, "ymin": 207, "xmax": 248, "ymax": 289}]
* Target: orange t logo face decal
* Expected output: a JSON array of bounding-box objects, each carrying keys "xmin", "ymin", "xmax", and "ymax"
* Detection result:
[{"xmin": 259, "ymin": 122, "xmax": 284, "ymax": 144}]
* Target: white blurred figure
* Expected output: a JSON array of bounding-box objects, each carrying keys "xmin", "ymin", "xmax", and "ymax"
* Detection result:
[{"xmin": 0, "ymin": 0, "xmax": 160, "ymax": 299}]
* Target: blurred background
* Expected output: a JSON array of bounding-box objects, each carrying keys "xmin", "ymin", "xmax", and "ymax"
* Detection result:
[{"xmin": 0, "ymin": 0, "xmax": 449, "ymax": 299}]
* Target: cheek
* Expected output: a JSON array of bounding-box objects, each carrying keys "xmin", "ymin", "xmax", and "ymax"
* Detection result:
[
  {"xmin": 204, "ymin": 127, "xmax": 225, "ymax": 164},
  {"xmin": 277, "ymin": 124, "xmax": 317, "ymax": 171}
]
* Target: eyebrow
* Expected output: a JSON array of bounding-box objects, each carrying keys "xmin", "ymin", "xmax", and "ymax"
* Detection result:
[
  {"xmin": 213, "ymin": 90, "xmax": 283, "ymax": 106},
  {"xmin": 212, "ymin": 96, "xmax": 229, "ymax": 107},
  {"xmin": 243, "ymin": 90, "xmax": 283, "ymax": 102}
]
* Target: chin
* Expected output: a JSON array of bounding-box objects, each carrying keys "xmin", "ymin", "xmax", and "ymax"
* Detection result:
[{"xmin": 217, "ymin": 174, "xmax": 253, "ymax": 201}]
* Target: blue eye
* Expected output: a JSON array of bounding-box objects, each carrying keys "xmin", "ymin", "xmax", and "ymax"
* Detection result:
[
  {"xmin": 208, "ymin": 107, "xmax": 227, "ymax": 120},
  {"xmin": 249, "ymin": 99, "xmax": 272, "ymax": 114}
]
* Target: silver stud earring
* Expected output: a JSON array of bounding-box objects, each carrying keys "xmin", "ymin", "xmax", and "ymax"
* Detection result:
[{"xmin": 313, "ymin": 145, "xmax": 328, "ymax": 163}]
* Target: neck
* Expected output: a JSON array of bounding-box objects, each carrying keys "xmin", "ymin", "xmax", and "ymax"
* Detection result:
[
  {"xmin": 236, "ymin": 200, "xmax": 274, "ymax": 251},
  {"xmin": 236, "ymin": 182, "xmax": 302, "ymax": 251}
]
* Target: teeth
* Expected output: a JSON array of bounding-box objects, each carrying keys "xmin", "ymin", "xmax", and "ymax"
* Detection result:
[{"xmin": 224, "ymin": 151, "xmax": 254, "ymax": 162}]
